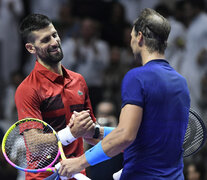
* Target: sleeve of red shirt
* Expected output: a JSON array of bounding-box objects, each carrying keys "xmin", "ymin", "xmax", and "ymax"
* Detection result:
[{"xmin": 15, "ymin": 83, "xmax": 43, "ymax": 133}]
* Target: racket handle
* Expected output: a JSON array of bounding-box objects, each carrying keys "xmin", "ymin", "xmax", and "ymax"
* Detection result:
[
  {"xmin": 113, "ymin": 168, "xmax": 123, "ymax": 180},
  {"xmin": 73, "ymin": 173, "xmax": 91, "ymax": 180},
  {"xmin": 59, "ymin": 176, "xmax": 67, "ymax": 180},
  {"xmin": 55, "ymin": 162, "xmax": 61, "ymax": 170},
  {"xmin": 59, "ymin": 173, "xmax": 91, "ymax": 180},
  {"xmin": 55, "ymin": 163, "xmax": 91, "ymax": 180}
]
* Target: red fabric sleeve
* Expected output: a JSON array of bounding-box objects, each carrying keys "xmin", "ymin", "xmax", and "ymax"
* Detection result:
[
  {"xmin": 15, "ymin": 83, "xmax": 43, "ymax": 133},
  {"xmin": 19, "ymin": 121, "xmax": 43, "ymax": 134}
]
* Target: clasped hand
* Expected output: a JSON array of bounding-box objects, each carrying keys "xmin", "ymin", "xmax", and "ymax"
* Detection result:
[{"xmin": 69, "ymin": 110, "xmax": 95, "ymax": 138}]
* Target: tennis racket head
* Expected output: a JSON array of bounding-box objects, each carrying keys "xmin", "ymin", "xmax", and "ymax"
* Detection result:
[
  {"xmin": 183, "ymin": 109, "xmax": 207, "ymax": 157},
  {"xmin": 1, "ymin": 118, "xmax": 61, "ymax": 173}
]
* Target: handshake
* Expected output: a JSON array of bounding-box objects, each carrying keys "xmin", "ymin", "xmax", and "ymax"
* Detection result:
[
  {"xmin": 57, "ymin": 110, "xmax": 122, "ymax": 180},
  {"xmin": 58, "ymin": 110, "xmax": 99, "ymax": 146}
]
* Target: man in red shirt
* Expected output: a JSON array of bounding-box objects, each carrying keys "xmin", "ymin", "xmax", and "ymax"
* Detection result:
[{"xmin": 15, "ymin": 14, "xmax": 101, "ymax": 180}]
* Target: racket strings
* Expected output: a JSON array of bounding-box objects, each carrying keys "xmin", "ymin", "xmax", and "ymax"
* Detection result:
[
  {"xmin": 4, "ymin": 121, "xmax": 59, "ymax": 170},
  {"xmin": 183, "ymin": 111, "xmax": 206, "ymax": 157},
  {"xmin": 5, "ymin": 127, "xmax": 26, "ymax": 166}
]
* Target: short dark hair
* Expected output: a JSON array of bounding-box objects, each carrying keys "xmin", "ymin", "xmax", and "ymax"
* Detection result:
[
  {"xmin": 19, "ymin": 14, "xmax": 52, "ymax": 43},
  {"xmin": 133, "ymin": 8, "xmax": 171, "ymax": 54}
]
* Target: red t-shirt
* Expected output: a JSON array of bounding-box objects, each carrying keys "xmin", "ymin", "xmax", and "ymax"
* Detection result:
[{"xmin": 15, "ymin": 61, "xmax": 96, "ymax": 179}]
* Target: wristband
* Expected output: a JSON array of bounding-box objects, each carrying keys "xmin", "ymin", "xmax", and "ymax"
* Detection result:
[
  {"xmin": 57, "ymin": 126, "xmax": 76, "ymax": 146},
  {"xmin": 85, "ymin": 141, "xmax": 111, "ymax": 166},
  {"xmin": 104, "ymin": 127, "xmax": 115, "ymax": 137}
]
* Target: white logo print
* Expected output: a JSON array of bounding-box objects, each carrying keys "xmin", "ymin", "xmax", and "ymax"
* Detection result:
[{"xmin": 78, "ymin": 90, "xmax": 83, "ymax": 95}]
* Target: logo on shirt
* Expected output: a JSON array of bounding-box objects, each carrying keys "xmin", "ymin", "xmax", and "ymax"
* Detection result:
[{"xmin": 78, "ymin": 90, "xmax": 83, "ymax": 95}]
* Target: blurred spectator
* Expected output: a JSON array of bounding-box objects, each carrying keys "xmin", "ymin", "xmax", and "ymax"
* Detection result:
[
  {"xmin": 11, "ymin": 136, "xmax": 26, "ymax": 180},
  {"xmin": 71, "ymin": 0, "xmax": 111, "ymax": 23},
  {"xmin": 184, "ymin": 162, "xmax": 205, "ymax": 180},
  {"xmin": 174, "ymin": 0, "xmax": 187, "ymax": 26},
  {"xmin": 0, "ymin": 70, "xmax": 24, "ymax": 180},
  {"xmin": 101, "ymin": 1, "xmax": 129, "ymax": 47},
  {"xmin": 103, "ymin": 46, "xmax": 128, "ymax": 108},
  {"xmin": 28, "ymin": 0, "xmax": 66, "ymax": 21},
  {"xmin": 120, "ymin": 24, "xmax": 141, "ymax": 69},
  {"xmin": 55, "ymin": 2, "xmax": 80, "ymax": 40},
  {"xmin": 0, "ymin": 145, "xmax": 18, "ymax": 179},
  {"xmin": 118, "ymin": 0, "xmax": 160, "ymax": 24},
  {"xmin": 96, "ymin": 100, "xmax": 118, "ymax": 127},
  {"xmin": 0, "ymin": 126, "xmax": 3, "ymax": 143},
  {"xmin": 0, "ymin": 0, "xmax": 24, "ymax": 84},
  {"xmin": 179, "ymin": 0, "xmax": 207, "ymax": 113},
  {"xmin": 199, "ymin": 72, "xmax": 207, "ymax": 120},
  {"xmin": 155, "ymin": 3, "xmax": 186, "ymax": 73},
  {"xmin": 61, "ymin": 18, "xmax": 110, "ymax": 111},
  {"xmin": 2, "ymin": 70, "xmax": 25, "ymax": 124}
]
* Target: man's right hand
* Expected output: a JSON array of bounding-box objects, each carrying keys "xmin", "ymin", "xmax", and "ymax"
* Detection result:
[{"xmin": 69, "ymin": 110, "xmax": 95, "ymax": 138}]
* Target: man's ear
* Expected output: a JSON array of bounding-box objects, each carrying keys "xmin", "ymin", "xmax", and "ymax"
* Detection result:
[
  {"xmin": 25, "ymin": 43, "xmax": 36, "ymax": 54},
  {"xmin": 137, "ymin": 31, "xmax": 144, "ymax": 46}
]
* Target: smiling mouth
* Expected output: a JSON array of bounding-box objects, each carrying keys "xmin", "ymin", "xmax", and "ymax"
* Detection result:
[{"xmin": 49, "ymin": 47, "xmax": 60, "ymax": 53}]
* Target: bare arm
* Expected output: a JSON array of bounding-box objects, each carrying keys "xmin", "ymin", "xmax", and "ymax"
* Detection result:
[
  {"xmin": 23, "ymin": 129, "xmax": 57, "ymax": 154},
  {"xmin": 83, "ymin": 127, "xmax": 104, "ymax": 145},
  {"xmin": 101, "ymin": 104, "xmax": 143, "ymax": 157}
]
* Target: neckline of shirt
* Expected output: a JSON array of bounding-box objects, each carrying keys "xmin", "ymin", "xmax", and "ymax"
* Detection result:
[
  {"xmin": 144, "ymin": 59, "xmax": 169, "ymax": 66},
  {"xmin": 34, "ymin": 61, "xmax": 71, "ymax": 82}
]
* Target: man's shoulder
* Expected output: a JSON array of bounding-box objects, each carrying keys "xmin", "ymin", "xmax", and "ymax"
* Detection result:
[
  {"xmin": 125, "ymin": 66, "xmax": 146, "ymax": 77},
  {"xmin": 16, "ymin": 71, "xmax": 38, "ymax": 92},
  {"xmin": 122, "ymin": 67, "xmax": 145, "ymax": 86}
]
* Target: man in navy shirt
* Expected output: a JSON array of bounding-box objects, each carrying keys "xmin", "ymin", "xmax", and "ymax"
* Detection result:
[{"xmin": 59, "ymin": 8, "xmax": 190, "ymax": 180}]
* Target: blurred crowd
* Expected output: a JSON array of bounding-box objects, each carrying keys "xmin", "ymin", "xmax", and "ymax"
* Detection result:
[{"xmin": 0, "ymin": 0, "xmax": 207, "ymax": 179}]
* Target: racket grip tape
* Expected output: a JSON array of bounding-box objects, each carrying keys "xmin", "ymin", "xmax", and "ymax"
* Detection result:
[
  {"xmin": 73, "ymin": 173, "xmax": 91, "ymax": 180},
  {"xmin": 55, "ymin": 162, "xmax": 91, "ymax": 180}
]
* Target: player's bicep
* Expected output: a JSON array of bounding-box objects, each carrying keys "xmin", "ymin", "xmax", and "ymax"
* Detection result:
[
  {"xmin": 101, "ymin": 104, "xmax": 143, "ymax": 157},
  {"xmin": 118, "ymin": 104, "xmax": 143, "ymax": 141}
]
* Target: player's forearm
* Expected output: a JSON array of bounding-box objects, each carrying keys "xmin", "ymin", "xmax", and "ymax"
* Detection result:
[
  {"xmin": 83, "ymin": 126, "xmax": 116, "ymax": 145},
  {"xmin": 101, "ymin": 126, "xmax": 134, "ymax": 157},
  {"xmin": 83, "ymin": 126, "xmax": 134, "ymax": 167},
  {"xmin": 24, "ymin": 129, "xmax": 57, "ymax": 144},
  {"xmin": 83, "ymin": 126, "xmax": 104, "ymax": 145},
  {"xmin": 24, "ymin": 129, "xmax": 57, "ymax": 153},
  {"xmin": 83, "ymin": 105, "xmax": 142, "ymax": 167}
]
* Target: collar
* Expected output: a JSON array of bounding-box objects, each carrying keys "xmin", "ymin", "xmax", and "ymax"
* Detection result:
[
  {"xmin": 34, "ymin": 61, "xmax": 71, "ymax": 82},
  {"xmin": 145, "ymin": 59, "xmax": 169, "ymax": 66}
]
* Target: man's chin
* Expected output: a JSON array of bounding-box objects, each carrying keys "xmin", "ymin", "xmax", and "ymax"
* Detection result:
[{"xmin": 50, "ymin": 53, "xmax": 63, "ymax": 63}]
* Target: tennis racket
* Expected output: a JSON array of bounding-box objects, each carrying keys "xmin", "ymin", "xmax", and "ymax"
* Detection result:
[
  {"xmin": 183, "ymin": 109, "xmax": 207, "ymax": 157},
  {"xmin": 1, "ymin": 118, "xmax": 90, "ymax": 180}
]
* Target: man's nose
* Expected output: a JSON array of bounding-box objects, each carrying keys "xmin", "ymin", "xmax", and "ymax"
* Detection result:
[{"xmin": 51, "ymin": 37, "xmax": 59, "ymax": 46}]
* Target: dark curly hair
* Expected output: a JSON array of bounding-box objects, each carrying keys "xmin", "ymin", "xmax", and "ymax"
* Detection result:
[{"xmin": 19, "ymin": 14, "xmax": 52, "ymax": 43}]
